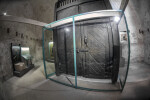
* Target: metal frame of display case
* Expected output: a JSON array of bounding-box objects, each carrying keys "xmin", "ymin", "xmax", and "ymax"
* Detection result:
[{"xmin": 42, "ymin": 10, "xmax": 130, "ymax": 92}]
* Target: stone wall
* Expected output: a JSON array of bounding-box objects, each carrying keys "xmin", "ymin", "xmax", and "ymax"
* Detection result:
[
  {"xmin": 125, "ymin": 0, "xmax": 150, "ymax": 64},
  {"xmin": 0, "ymin": 21, "xmax": 43, "ymax": 81},
  {"xmin": 110, "ymin": 0, "xmax": 150, "ymax": 63},
  {"xmin": 0, "ymin": 0, "xmax": 57, "ymax": 82},
  {"xmin": 0, "ymin": 0, "xmax": 57, "ymax": 23}
]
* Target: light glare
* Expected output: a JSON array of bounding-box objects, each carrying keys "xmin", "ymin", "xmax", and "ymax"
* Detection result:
[
  {"xmin": 65, "ymin": 28, "xmax": 70, "ymax": 32},
  {"xmin": 114, "ymin": 17, "xmax": 120, "ymax": 22},
  {"xmin": 21, "ymin": 47, "xmax": 29, "ymax": 51},
  {"xmin": 3, "ymin": 12, "xmax": 7, "ymax": 16},
  {"xmin": 49, "ymin": 42, "xmax": 53, "ymax": 44}
]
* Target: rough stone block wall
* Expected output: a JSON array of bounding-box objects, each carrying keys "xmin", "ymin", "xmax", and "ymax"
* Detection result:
[
  {"xmin": 0, "ymin": 21, "xmax": 43, "ymax": 81},
  {"xmin": 0, "ymin": 0, "xmax": 56, "ymax": 99},
  {"xmin": 144, "ymin": 30, "xmax": 150, "ymax": 64},
  {"xmin": 0, "ymin": 0, "xmax": 58, "ymax": 82},
  {"xmin": 125, "ymin": 0, "xmax": 150, "ymax": 64},
  {"xmin": 110, "ymin": 0, "xmax": 150, "ymax": 64}
]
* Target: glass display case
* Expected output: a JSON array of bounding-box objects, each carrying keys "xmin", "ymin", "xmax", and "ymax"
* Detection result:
[
  {"xmin": 42, "ymin": 10, "xmax": 130, "ymax": 92},
  {"xmin": 11, "ymin": 44, "xmax": 34, "ymax": 77}
]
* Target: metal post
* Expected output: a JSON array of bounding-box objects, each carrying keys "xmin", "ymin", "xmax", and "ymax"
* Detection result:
[
  {"xmin": 121, "ymin": 13, "xmax": 130, "ymax": 92},
  {"xmin": 42, "ymin": 27, "xmax": 48, "ymax": 78},
  {"xmin": 72, "ymin": 16, "xmax": 77, "ymax": 87}
]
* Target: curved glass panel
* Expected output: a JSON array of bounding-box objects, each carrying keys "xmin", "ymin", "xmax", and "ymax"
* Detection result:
[
  {"xmin": 42, "ymin": 29, "xmax": 55, "ymax": 77},
  {"xmin": 118, "ymin": 14, "xmax": 130, "ymax": 91}
]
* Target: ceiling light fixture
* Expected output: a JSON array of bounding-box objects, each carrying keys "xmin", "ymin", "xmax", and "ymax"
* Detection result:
[
  {"xmin": 114, "ymin": 16, "xmax": 120, "ymax": 22},
  {"xmin": 3, "ymin": 12, "xmax": 7, "ymax": 16}
]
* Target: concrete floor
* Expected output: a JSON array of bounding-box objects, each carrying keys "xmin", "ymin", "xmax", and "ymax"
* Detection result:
[{"xmin": 1, "ymin": 61, "xmax": 150, "ymax": 100}]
